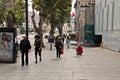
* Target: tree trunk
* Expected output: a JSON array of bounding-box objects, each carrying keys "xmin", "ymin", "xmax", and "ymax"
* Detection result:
[
  {"xmin": 50, "ymin": 22, "xmax": 55, "ymax": 36},
  {"xmin": 31, "ymin": 7, "xmax": 45, "ymax": 47},
  {"xmin": 49, "ymin": 7, "xmax": 56, "ymax": 36},
  {"xmin": 6, "ymin": 12, "xmax": 16, "ymax": 27},
  {"xmin": 57, "ymin": 24, "xmax": 63, "ymax": 36}
]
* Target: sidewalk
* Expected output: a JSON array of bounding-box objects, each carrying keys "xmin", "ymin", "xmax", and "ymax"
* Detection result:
[{"xmin": 0, "ymin": 35, "xmax": 120, "ymax": 80}]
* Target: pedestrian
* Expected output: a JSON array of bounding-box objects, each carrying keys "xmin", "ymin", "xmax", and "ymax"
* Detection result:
[
  {"xmin": 34, "ymin": 35, "xmax": 43, "ymax": 63},
  {"xmin": 54, "ymin": 37, "xmax": 63, "ymax": 58},
  {"xmin": 75, "ymin": 36, "xmax": 79, "ymax": 42},
  {"xmin": 62, "ymin": 36, "xmax": 65, "ymax": 43},
  {"xmin": 75, "ymin": 44, "xmax": 83, "ymax": 55},
  {"xmin": 20, "ymin": 35, "xmax": 31, "ymax": 66},
  {"xmin": 62, "ymin": 35, "xmax": 65, "ymax": 48},
  {"xmin": 66, "ymin": 36, "xmax": 70, "ymax": 49}
]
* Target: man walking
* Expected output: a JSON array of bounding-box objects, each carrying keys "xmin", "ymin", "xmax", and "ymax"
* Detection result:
[{"xmin": 20, "ymin": 35, "xmax": 31, "ymax": 66}]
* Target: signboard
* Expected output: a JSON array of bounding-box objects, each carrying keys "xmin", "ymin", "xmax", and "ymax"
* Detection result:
[{"xmin": 0, "ymin": 28, "xmax": 16, "ymax": 63}]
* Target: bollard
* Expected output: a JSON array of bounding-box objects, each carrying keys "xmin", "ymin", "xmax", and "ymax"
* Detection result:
[{"xmin": 100, "ymin": 42, "xmax": 103, "ymax": 48}]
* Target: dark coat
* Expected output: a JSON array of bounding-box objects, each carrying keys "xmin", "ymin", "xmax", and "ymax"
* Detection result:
[
  {"xmin": 34, "ymin": 39, "xmax": 42, "ymax": 50},
  {"xmin": 20, "ymin": 39, "xmax": 31, "ymax": 52},
  {"xmin": 55, "ymin": 40, "xmax": 63, "ymax": 50}
]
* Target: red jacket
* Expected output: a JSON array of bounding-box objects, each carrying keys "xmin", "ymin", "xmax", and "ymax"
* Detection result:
[{"xmin": 76, "ymin": 45, "xmax": 83, "ymax": 54}]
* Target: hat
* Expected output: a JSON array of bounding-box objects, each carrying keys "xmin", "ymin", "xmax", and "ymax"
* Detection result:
[{"xmin": 34, "ymin": 35, "xmax": 40, "ymax": 38}]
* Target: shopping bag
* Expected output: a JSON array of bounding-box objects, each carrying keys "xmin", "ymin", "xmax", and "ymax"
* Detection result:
[{"xmin": 61, "ymin": 49, "xmax": 64, "ymax": 54}]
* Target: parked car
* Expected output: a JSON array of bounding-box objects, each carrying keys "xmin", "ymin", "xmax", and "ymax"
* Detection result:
[{"xmin": 70, "ymin": 40, "xmax": 77, "ymax": 45}]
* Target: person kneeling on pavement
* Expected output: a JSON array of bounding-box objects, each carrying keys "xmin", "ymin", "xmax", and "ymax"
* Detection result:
[{"xmin": 75, "ymin": 44, "xmax": 83, "ymax": 55}]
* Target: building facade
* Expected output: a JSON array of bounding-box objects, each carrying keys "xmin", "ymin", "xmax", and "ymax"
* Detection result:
[
  {"xmin": 74, "ymin": 0, "xmax": 95, "ymax": 44},
  {"xmin": 95, "ymin": 0, "xmax": 120, "ymax": 52}
]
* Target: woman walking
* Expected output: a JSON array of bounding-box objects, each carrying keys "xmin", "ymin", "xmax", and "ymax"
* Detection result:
[
  {"xmin": 55, "ymin": 37, "xmax": 63, "ymax": 58},
  {"xmin": 34, "ymin": 35, "xmax": 43, "ymax": 63}
]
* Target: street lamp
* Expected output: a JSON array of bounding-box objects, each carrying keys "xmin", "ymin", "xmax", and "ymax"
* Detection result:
[{"xmin": 25, "ymin": 0, "xmax": 28, "ymax": 38}]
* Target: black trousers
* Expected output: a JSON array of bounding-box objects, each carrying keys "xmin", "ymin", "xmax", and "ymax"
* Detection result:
[
  {"xmin": 35, "ymin": 49, "xmax": 42, "ymax": 56},
  {"xmin": 56, "ymin": 48, "xmax": 61, "ymax": 58},
  {"xmin": 21, "ymin": 51, "xmax": 28, "ymax": 65}
]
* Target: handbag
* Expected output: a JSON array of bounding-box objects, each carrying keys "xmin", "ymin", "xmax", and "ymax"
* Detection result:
[{"xmin": 61, "ymin": 49, "xmax": 64, "ymax": 54}]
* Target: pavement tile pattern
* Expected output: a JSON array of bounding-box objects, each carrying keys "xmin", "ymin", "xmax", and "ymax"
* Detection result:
[{"xmin": 0, "ymin": 35, "xmax": 120, "ymax": 80}]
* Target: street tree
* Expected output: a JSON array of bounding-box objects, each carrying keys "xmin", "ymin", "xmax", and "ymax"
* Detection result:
[
  {"xmin": 32, "ymin": 0, "xmax": 71, "ymax": 36},
  {"xmin": 32, "ymin": 0, "xmax": 50, "ymax": 47},
  {"xmin": 0, "ymin": 0, "xmax": 25, "ymax": 28},
  {"xmin": 54, "ymin": 0, "xmax": 71, "ymax": 36},
  {"xmin": 48, "ymin": 0, "xmax": 71, "ymax": 36},
  {"xmin": 0, "ymin": 0, "xmax": 6, "ymax": 25}
]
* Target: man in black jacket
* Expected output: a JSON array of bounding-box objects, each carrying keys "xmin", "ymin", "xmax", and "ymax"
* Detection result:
[{"xmin": 20, "ymin": 35, "xmax": 31, "ymax": 66}]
